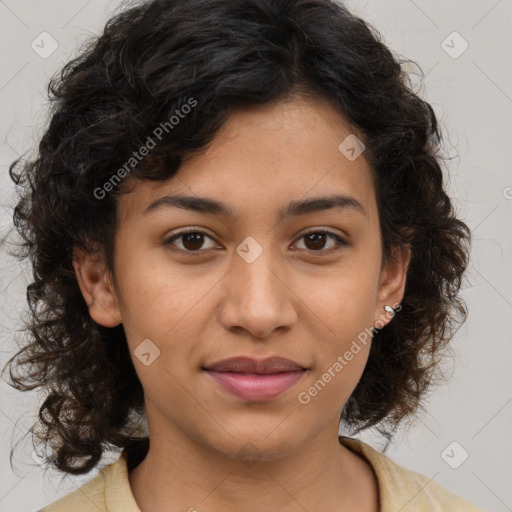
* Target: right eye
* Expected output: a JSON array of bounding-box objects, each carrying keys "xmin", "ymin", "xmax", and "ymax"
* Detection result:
[{"xmin": 164, "ymin": 229, "xmax": 218, "ymax": 254}]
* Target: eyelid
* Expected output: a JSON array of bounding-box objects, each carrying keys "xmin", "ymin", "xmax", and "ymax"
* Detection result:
[{"xmin": 297, "ymin": 226, "xmax": 346, "ymax": 240}]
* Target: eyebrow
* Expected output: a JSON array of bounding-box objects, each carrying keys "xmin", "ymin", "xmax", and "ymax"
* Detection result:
[{"xmin": 142, "ymin": 193, "xmax": 366, "ymax": 220}]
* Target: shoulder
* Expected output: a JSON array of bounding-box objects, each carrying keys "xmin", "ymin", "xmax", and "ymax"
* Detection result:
[
  {"xmin": 39, "ymin": 450, "xmax": 140, "ymax": 512},
  {"xmin": 38, "ymin": 469, "xmax": 109, "ymax": 512},
  {"xmin": 339, "ymin": 436, "xmax": 483, "ymax": 512}
]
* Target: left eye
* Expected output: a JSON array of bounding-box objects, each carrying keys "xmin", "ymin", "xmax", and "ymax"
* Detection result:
[
  {"xmin": 294, "ymin": 231, "xmax": 347, "ymax": 253},
  {"xmin": 164, "ymin": 229, "xmax": 347, "ymax": 254}
]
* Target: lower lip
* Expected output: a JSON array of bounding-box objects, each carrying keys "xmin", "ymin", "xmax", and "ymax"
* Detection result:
[{"xmin": 204, "ymin": 370, "xmax": 305, "ymax": 401}]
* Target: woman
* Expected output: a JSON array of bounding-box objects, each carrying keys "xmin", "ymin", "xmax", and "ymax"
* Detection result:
[{"xmin": 3, "ymin": 0, "xmax": 481, "ymax": 510}]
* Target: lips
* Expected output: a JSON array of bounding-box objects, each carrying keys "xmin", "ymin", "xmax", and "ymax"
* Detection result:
[
  {"xmin": 203, "ymin": 356, "xmax": 305, "ymax": 374},
  {"xmin": 203, "ymin": 356, "xmax": 307, "ymax": 402}
]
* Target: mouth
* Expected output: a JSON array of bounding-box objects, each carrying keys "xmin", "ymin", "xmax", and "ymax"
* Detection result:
[{"xmin": 202, "ymin": 356, "xmax": 308, "ymax": 402}]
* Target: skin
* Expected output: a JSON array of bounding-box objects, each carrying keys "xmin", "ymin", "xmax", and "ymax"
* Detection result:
[{"xmin": 73, "ymin": 94, "xmax": 410, "ymax": 512}]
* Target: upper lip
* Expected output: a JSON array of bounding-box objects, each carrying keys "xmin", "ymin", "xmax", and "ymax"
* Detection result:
[{"xmin": 203, "ymin": 356, "xmax": 306, "ymax": 374}]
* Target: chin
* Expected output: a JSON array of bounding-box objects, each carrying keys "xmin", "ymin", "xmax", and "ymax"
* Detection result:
[{"xmin": 198, "ymin": 421, "xmax": 307, "ymax": 462}]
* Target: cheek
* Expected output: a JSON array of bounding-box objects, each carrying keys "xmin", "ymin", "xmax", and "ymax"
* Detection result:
[
  {"xmin": 114, "ymin": 253, "xmax": 206, "ymax": 340},
  {"xmin": 296, "ymin": 298, "xmax": 373, "ymax": 415},
  {"xmin": 115, "ymin": 261, "xmax": 218, "ymax": 395},
  {"xmin": 291, "ymin": 261, "xmax": 378, "ymax": 404},
  {"xmin": 295, "ymin": 263, "xmax": 379, "ymax": 337}
]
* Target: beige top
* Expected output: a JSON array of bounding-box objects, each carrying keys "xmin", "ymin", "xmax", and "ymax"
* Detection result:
[{"xmin": 40, "ymin": 436, "xmax": 483, "ymax": 511}]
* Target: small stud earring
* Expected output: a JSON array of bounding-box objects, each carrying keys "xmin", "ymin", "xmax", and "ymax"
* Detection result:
[{"xmin": 384, "ymin": 305, "xmax": 394, "ymax": 315}]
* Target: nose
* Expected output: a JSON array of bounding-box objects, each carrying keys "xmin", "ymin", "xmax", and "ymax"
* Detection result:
[{"xmin": 218, "ymin": 247, "xmax": 298, "ymax": 339}]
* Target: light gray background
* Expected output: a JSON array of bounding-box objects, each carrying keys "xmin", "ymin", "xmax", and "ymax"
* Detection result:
[{"xmin": 0, "ymin": 1, "xmax": 511, "ymax": 511}]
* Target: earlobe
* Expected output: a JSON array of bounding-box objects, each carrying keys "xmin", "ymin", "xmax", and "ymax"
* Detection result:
[{"xmin": 72, "ymin": 245, "xmax": 122, "ymax": 328}]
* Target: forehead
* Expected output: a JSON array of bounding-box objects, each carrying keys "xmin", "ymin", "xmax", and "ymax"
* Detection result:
[{"xmin": 116, "ymin": 96, "xmax": 377, "ymax": 224}]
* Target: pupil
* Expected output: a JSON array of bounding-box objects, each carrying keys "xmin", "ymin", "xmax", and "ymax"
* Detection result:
[
  {"xmin": 184, "ymin": 233, "xmax": 204, "ymax": 250},
  {"xmin": 306, "ymin": 233, "xmax": 325, "ymax": 250}
]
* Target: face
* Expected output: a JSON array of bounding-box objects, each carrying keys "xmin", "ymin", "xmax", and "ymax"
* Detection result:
[{"xmin": 74, "ymin": 95, "xmax": 409, "ymax": 461}]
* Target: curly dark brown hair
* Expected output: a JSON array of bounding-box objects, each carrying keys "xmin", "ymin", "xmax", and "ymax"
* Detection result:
[{"xmin": 2, "ymin": 0, "xmax": 471, "ymax": 475}]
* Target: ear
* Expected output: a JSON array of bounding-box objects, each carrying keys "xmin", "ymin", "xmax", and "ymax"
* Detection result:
[
  {"xmin": 72, "ymin": 245, "xmax": 122, "ymax": 327},
  {"xmin": 373, "ymin": 243, "xmax": 411, "ymax": 329}
]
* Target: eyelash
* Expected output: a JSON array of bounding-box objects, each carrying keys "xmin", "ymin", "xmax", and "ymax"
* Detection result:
[{"xmin": 163, "ymin": 227, "xmax": 348, "ymax": 256}]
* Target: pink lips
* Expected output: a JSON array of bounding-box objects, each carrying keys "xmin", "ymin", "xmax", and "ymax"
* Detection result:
[{"xmin": 203, "ymin": 356, "xmax": 306, "ymax": 402}]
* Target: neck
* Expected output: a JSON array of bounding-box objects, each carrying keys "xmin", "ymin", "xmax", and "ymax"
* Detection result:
[{"xmin": 128, "ymin": 424, "xmax": 379, "ymax": 512}]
